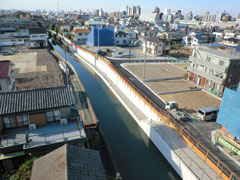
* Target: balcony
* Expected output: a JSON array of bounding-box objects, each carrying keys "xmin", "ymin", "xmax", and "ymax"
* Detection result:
[
  {"xmin": 189, "ymin": 56, "xmax": 227, "ymax": 73},
  {"xmin": 187, "ymin": 66, "xmax": 225, "ymax": 84},
  {"xmin": 0, "ymin": 119, "xmax": 86, "ymax": 154}
]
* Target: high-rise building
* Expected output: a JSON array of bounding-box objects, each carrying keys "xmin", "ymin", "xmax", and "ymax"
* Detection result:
[
  {"xmin": 126, "ymin": 5, "xmax": 141, "ymax": 16},
  {"xmin": 163, "ymin": 8, "xmax": 170, "ymax": 15},
  {"xmin": 203, "ymin": 12, "xmax": 224, "ymax": 22}
]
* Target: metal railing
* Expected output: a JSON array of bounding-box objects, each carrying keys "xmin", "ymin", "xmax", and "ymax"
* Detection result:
[
  {"xmin": 0, "ymin": 132, "xmax": 26, "ymax": 148},
  {"xmin": 24, "ymin": 127, "xmax": 83, "ymax": 149}
]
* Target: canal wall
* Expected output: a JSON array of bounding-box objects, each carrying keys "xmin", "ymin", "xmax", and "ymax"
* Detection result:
[
  {"xmin": 71, "ymin": 43, "xmax": 236, "ymax": 180},
  {"xmin": 71, "ymin": 44, "xmax": 199, "ymax": 180}
]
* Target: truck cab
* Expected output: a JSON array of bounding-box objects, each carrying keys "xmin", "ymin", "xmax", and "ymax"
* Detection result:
[{"xmin": 165, "ymin": 101, "xmax": 178, "ymax": 110}]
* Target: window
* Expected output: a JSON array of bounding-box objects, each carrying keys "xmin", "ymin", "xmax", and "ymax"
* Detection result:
[
  {"xmin": 198, "ymin": 110, "xmax": 204, "ymax": 115},
  {"xmin": 7, "ymin": 77, "xmax": 11, "ymax": 85},
  {"xmin": 219, "ymin": 60, "xmax": 225, "ymax": 66},
  {"xmin": 206, "ymin": 56, "xmax": 211, "ymax": 62}
]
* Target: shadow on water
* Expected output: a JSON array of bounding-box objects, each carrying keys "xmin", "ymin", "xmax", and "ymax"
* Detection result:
[{"xmin": 51, "ymin": 41, "xmax": 181, "ymax": 180}]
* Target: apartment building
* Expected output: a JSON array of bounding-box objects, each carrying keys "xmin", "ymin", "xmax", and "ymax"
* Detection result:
[{"xmin": 187, "ymin": 46, "xmax": 240, "ymax": 97}]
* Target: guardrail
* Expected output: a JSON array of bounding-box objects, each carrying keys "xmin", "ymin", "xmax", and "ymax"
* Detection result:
[{"xmin": 73, "ymin": 44, "xmax": 239, "ymax": 180}]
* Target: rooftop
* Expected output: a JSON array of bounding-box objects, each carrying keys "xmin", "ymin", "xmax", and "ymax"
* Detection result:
[
  {"xmin": 0, "ymin": 120, "xmax": 86, "ymax": 150},
  {"xmin": 198, "ymin": 46, "xmax": 240, "ymax": 60},
  {"xmin": 0, "ymin": 85, "xmax": 75, "ymax": 116},
  {"xmin": 29, "ymin": 27, "xmax": 46, "ymax": 34},
  {"xmin": 72, "ymin": 29, "xmax": 90, "ymax": 34},
  {"xmin": 31, "ymin": 144, "xmax": 106, "ymax": 180}
]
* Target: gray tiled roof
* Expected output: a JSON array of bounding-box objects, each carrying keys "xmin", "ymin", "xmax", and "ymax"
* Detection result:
[
  {"xmin": 0, "ymin": 86, "xmax": 75, "ymax": 116},
  {"xmin": 31, "ymin": 144, "xmax": 106, "ymax": 180}
]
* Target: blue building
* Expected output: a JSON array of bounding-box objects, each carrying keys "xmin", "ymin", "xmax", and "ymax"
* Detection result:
[
  {"xmin": 87, "ymin": 27, "xmax": 114, "ymax": 46},
  {"xmin": 217, "ymin": 83, "xmax": 240, "ymax": 140}
]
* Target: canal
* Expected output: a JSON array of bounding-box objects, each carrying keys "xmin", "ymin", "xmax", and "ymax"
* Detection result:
[{"xmin": 50, "ymin": 41, "xmax": 181, "ymax": 180}]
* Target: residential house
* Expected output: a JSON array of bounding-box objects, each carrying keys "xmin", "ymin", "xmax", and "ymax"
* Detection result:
[
  {"xmin": 31, "ymin": 144, "xmax": 106, "ymax": 180},
  {"xmin": 71, "ymin": 29, "xmax": 90, "ymax": 45},
  {"xmin": 27, "ymin": 27, "xmax": 47, "ymax": 48},
  {"xmin": 114, "ymin": 31, "xmax": 130, "ymax": 46},
  {"xmin": 142, "ymin": 37, "xmax": 171, "ymax": 56},
  {"xmin": 182, "ymin": 32, "xmax": 206, "ymax": 47},
  {"xmin": 187, "ymin": 45, "xmax": 240, "ymax": 97},
  {"xmin": 0, "ymin": 60, "xmax": 16, "ymax": 93},
  {"xmin": 159, "ymin": 31, "xmax": 186, "ymax": 43},
  {"xmin": 0, "ymin": 86, "xmax": 87, "ymax": 172},
  {"xmin": 60, "ymin": 24, "xmax": 71, "ymax": 36}
]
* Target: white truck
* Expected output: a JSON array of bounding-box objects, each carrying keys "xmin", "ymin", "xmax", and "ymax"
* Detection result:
[{"xmin": 165, "ymin": 101, "xmax": 189, "ymax": 121}]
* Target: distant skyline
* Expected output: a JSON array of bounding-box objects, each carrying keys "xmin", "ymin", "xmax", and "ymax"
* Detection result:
[{"xmin": 1, "ymin": 0, "xmax": 239, "ymax": 16}]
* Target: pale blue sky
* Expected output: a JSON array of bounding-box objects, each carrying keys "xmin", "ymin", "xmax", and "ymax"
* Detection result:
[{"xmin": 1, "ymin": 0, "xmax": 239, "ymax": 16}]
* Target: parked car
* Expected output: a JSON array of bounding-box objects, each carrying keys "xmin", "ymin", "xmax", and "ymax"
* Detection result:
[
  {"xmin": 197, "ymin": 106, "xmax": 219, "ymax": 121},
  {"xmin": 96, "ymin": 50, "xmax": 107, "ymax": 56}
]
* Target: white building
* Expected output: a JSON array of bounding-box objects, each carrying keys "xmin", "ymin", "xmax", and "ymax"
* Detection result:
[
  {"xmin": 142, "ymin": 37, "xmax": 171, "ymax": 56},
  {"xmin": 0, "ymin": 60, "xmax": 16, "ymax": 92},
  {"xmin": 27, "ymin": 28, "xmax": 47, "ymax": 48},
  {"xmin": 72, "ymin": 29, "xmax": 90, "ymax": 44},
  {"xmin": 114, "ymin": 31, "xmax": 130, "ymax": 46}
]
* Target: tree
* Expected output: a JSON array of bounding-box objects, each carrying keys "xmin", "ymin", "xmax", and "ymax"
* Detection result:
[
  {"xmin": 54, "ymin": 26, "xmax": 59, "ymax": 34},
  {"xmin": 65, "ymin": 34, "xmax": 72, "ymax": 40},
  {"xmin": 49, "ymin": 24, "xmax": 55, "ymax": 31},
  {"xmin": 13, "ymin": 157, "xmax": 38, "ymax": 180}
]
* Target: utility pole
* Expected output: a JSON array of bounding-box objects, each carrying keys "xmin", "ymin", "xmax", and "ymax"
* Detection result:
[
  {"xmin": 143, "ymin": 39, "xmax": 147, "ymax": 80},
  {"xmin": 129, "ymin": 34, "xmax": 132, "ymax": 61},
  {"xmin": 98, "ymin": 26, "xmax": 100, "ymax": 50}
]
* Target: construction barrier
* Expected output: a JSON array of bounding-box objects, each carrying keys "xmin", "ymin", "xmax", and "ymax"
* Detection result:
[{"xmin": 72, "ymin": 43, "xmax": 239, "ymax": 180}]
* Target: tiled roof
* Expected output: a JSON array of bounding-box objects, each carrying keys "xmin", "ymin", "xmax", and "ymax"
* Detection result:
[
  {"xmin": 0, "ymin": 86, "xmax": 75, "ymax": 116},
  {"xmin": 0, "ymin": 60, "xmax": 10, "ymax": 79},
  {"xmin": 31, "ymin": 144, "xmax": 106, "ymax": 180}
]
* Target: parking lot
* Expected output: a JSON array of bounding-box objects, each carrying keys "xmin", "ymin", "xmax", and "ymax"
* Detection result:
[{"xmin": 123, "ymin": 63, "xmax": 221, "ymax": 117}]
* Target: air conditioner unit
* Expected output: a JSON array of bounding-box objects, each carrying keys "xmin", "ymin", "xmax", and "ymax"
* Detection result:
[
  {"xmin": 29, "ymin": 124, "xmax": 36, "ymax": 130},
  {"xmin": 60, "ymin": 118, "xmax": 68, "ymax": 125}
]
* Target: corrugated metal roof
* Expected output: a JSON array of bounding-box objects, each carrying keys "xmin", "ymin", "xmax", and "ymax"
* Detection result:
[
  {"xmin": 0, "ymin": 60, "xmax": 10, "ymax": 79},
  {"xmin": 0, "ymin": 86, "xmax": 75, "ymax": 115}
]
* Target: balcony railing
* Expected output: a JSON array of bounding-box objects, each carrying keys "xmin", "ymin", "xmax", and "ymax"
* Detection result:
[
  {"xmin": 187, "ymin": 66, "xmax": 225, "ymax": 84},
  {"xmin": 189, "ymin": 56, "xmax": 227, "ymax": 73}
]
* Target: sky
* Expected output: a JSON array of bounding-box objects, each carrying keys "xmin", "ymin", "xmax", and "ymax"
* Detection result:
[{"xmin": 1, "ymin": 0, "xmax": 239, "ymax": 16}]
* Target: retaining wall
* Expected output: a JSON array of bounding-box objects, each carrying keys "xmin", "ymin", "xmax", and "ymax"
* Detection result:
[{"xmin": 71, "ymin": 43, "xmax": 238, "ymax": 180}]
